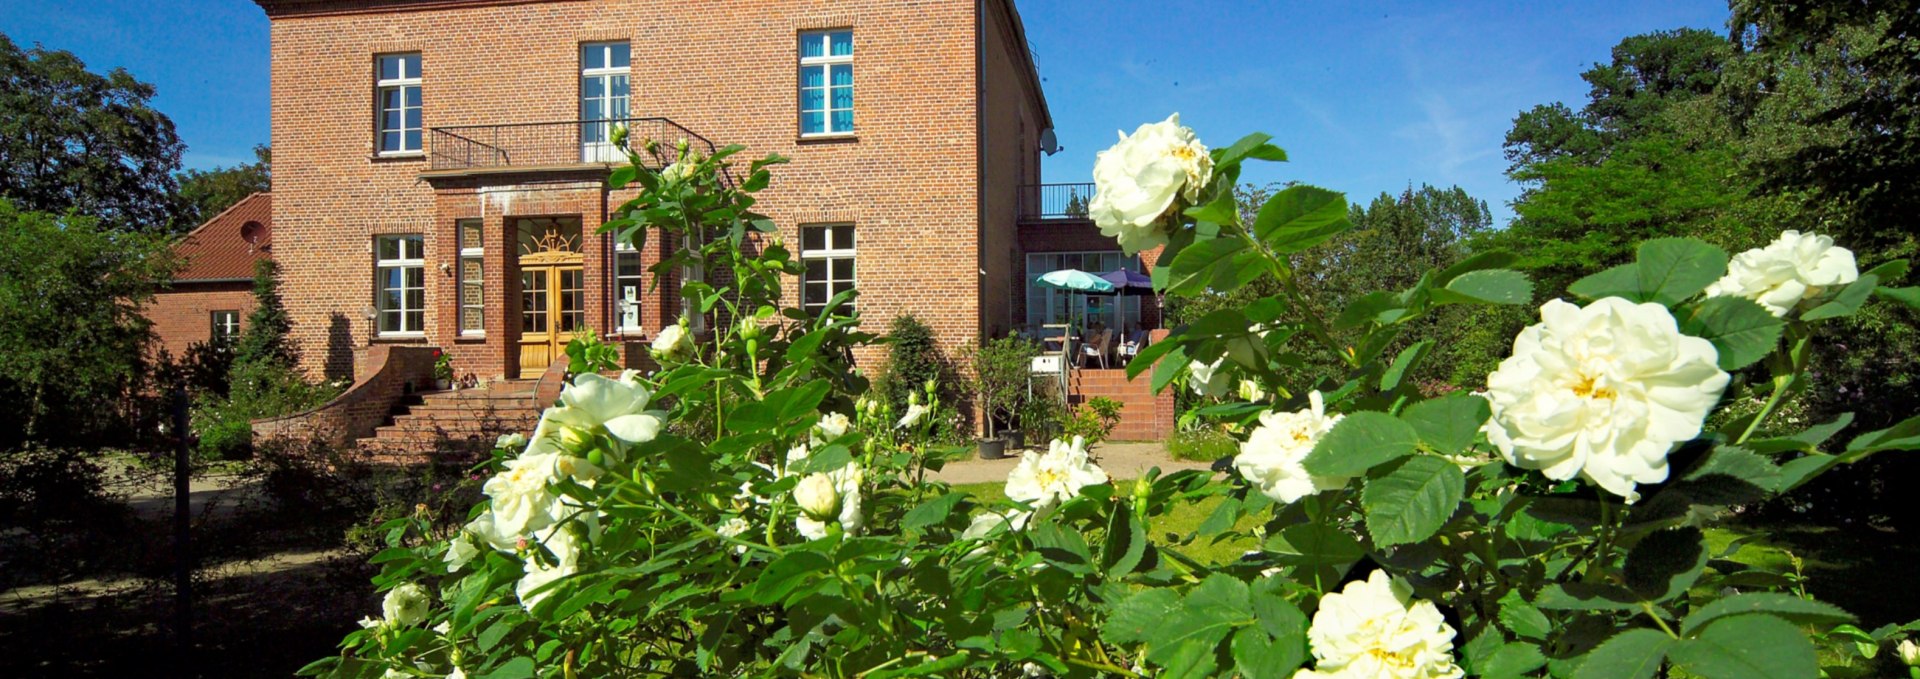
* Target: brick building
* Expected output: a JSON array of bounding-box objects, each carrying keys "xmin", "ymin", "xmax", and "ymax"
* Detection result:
[
  {"xmin": 146, "ymin": 192, "xmax": 273, "ymax": 359},
  {"xmin": 252, "ymin": 0, "xmax": 1160, "ymax": 430}
]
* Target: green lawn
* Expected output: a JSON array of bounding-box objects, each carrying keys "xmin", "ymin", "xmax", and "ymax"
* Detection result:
[{"xmin": 949, "ymin": 481, "xmax": 1259, "ymax": 565}]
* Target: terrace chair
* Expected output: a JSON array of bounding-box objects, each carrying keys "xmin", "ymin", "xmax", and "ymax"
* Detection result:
[
  {"xmin": 1080, "ymin": 330, "xmax": 1113, "ymax": 369},
  {"xmin": 1118, "ymin": 330, "xmax": 1148, "ymax": 364}
]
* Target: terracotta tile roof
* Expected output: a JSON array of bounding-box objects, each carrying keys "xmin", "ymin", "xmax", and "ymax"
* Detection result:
[{"xmin": 174, "ymin": 192, "xmax": 272, "ymax": 282}]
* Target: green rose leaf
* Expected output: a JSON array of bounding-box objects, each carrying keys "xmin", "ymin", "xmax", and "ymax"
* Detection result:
[
  {"xmin": 1103, "ymin": 588, "xmax": 1182, "ymax": 646},
  {"xmin": 1379, "ymin": 340, "xmax": 1433, "ymax": 392},
  {"xmin": 1498, "ymin": 590, "xmax": 1552, "ymax": 641},
  {"xmin": 1800, "ymin": 273, "xmax": 1879, "ymax": 321},
  {"xmin": 1399, "ymin": 393, "xmax": 1491, "ymax": 456},
  {"xmin": 1334, "ymin": 291, "xmax": 1407, "ymax": 330},
  {"xmin": 1622, "ymin": 526, "xmax": 1708, "ymax": 602},
  {"xmin": 1745, "ymin": 412, "xmax": 1854, "ymax": 455},
  {"xmin": 1303, "ymin": 411, "xmax": 1418, "ymax": 477},
  {"xmin": 1679, "ymin": 295, "xmax": 1785, "ymax": 371},
  {"xmin": 1538, "ymin": 582, "xmax": 1644, "ymax": 611},
  {"xmin": 1254, "ymin": 185, "xmax": 1350, "ymax": 253},
  {"xmin": 1433, "ymin": 269, "xmax": 1534, "ymax": 306},
  {"xmin": 1361, "ymin": 456, "xmax": 1465, "ymax": 546},
  {"xmin": 1876, "ymin": 285, "xmax": 1920, "ymax": 311},
  {"xmin": 1143, "ymin": 575, "xmax": 1254, "ymax": 667},
  {"xmin": 1572, "ymin": 628, "xmax": 1675, "ymax": 679},
  {"xmin": 1568, "ymin": 263, "xmax": 1644, "ymax": 301},
  {"xmin": 479, "ymin": 656, "xmax": 537, "ymax": 679},
  {"xmin": 1167, "ymin": 236, "xmax": 1248, "ymax": 296},
  {"xmin": 1215, "ymin": 131, "xmax": 1289, "ymax": 168},
  {"xmin": 1680, "ymin": 593, "xmax": 1853, "ymax": 636},
  {"xmin": 1844, "ymin": 413, "xmax": 1920, "ymax": 454},
  {"xmin": 1668, "ymin": 614, "xmax": 1817, "ymax": 679},
  {"xmin": 751, "ymin": 551, "xmax": 834, "ymax": 605},
  {"xmin": 1483, "ymin": 642, "xmax": 1548, "ymax": 678},
  {"xmin": 1266, "ymin": 523, "xmax": 1365, "ymax": 567},
  {"xmin": 900, "ymin": 492, "xmax": 967, "ymax": 531},
  {"xmin": 1230, "ymin": 626, "xmax": 1301, "ymax": 679},
  {"xmin": 1635, "ymin": 237, "xmax": 1728, "ymax": 306}
]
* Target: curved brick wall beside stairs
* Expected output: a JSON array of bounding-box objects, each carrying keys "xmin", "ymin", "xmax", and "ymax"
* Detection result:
[{"xmin": 251, "ymin": 345, "xmax": 440, "ymax": 447}]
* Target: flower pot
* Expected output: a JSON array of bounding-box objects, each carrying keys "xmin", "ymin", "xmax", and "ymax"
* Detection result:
[
  {"xmin": 977, "ymin": 438, "xmax": 1008, "ymax": 460},
  {"xmin": 1007, "ymin": 430, "xmax": 1026, "ymax": 450},
  {"xmin": 435, "ymin": 378, "xmax": 452, "ymax": 391}
]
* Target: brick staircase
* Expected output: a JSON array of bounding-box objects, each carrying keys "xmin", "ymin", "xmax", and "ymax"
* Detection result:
[
  {"xmin": 356, "ymin": 380, "xmax": 545, "ymax": 461},
  {"xmin": 1068, "ymin": 368, "xmax": 1173, "ymax": 442}
]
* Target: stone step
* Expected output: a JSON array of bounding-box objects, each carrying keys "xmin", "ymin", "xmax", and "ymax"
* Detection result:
[
  {"xmin": 396, "ymin": 403, "xmax": 544, "ymax": 419},
  {"xmin": 379, "ymin": 419, "xmax": 530, "ymax": 436}
]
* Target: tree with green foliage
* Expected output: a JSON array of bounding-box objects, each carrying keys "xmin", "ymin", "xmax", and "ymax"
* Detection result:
[
  {"xmin": 176, "ymin": 145, "xmax": 271, "ymax": 228},
  {"xmin": 233, "ymin": 259, "xmax": 297, "ymax": 370},
  {"xmin": 0, "ymin": 200, "xmax": 176, "ymax": 447},
  {"xmin": 0, "ymin": 34, "xmax": 186, "ymax": 233}
]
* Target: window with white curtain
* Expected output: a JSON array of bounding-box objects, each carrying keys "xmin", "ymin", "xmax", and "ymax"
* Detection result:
[
  {"xmin": 376, "ymin": 235, "xmax": 426, "ymax": 335},
  {"xmin": 798, "ymin": 30, "xmax": 853, "ymax": 136}
]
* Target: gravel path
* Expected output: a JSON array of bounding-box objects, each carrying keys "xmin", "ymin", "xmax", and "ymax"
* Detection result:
[{"xmin": 930, "ymin": 441, "xmax": 1215, "ymax": 485}]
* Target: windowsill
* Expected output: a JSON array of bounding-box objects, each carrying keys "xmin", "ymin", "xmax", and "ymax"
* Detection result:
[
  {"xmin": 372, "ymin": 151, "xmax": 426, "ymax": 161},
  {"xmin": 797, "ymin": 133, "xmax": 857, "ymax": 145},
  {"xmin": 456, "ymin": 333, "xmax": 486, "ymax": 342},
  {"xmin": 371, "ymin": 333, "xmax": 427, "ymax": 343}
]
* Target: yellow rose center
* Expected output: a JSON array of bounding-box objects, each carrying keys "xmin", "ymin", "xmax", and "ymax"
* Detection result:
[
  {"xmin": 1366, "ymin": 646, "xmax": 1418, "ymax": 671},
  {"xmin": 1036, "ymin": 467, "xmax": 1066, "ymax": 491},
  {"xmin": 1570, "ymin": 373, "xmax": 1617, "ymax": 400}
]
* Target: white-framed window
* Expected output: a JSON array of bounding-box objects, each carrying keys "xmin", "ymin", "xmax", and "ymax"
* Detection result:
[
  {"xmin": 1025, "ymin": 252, "xmax": 1143, "ymax": 331},
  {"xmin": 375, "ymin": 235, "xmax": 426, "ymax": 335},
  {"xmin": 210, "ymin": 310, "xmax": 241, "ymax": 343},
  {"xmin": 800, "ymin": 224, "xmax": 855, "ymax": 316},
  {"xmin": 457, "ymin": 220, "xmax": 484, "ymax": 335},
  {"xmin": 798, "ymin": 30, "xmax": 853, "ymax": 136},
  {"xmin": 376, "ymin": 53, "xmax": 423, "ymax": 155},
  {"xmin": 615, "ymin": 241, "xmax": 644, "ymax": 331},
  {"xmin": 580, "ymin": 42, "xmax": 631, "ymax": 162}
]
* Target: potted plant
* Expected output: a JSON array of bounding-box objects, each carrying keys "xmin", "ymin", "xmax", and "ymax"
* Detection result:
[
  {"xmin": 432, "ymin": 350, "xmax": 454, "ymax": 390},
  {"xmin": 967, "ymin": 336, "xmax": 1036, "ymax": 459},
  {"xmin": 1016, "ymin": 392, "xmax": 1063, "ymax": 450}
]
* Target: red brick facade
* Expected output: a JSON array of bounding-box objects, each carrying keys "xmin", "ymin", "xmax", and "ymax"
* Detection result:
[
  {"xmin": 145, "ymin": 192, "xmax": 274, "ymax": 358},
  {"xmin": 256, "ymin": 0, "xmax": 1109, "ymax": 383}
]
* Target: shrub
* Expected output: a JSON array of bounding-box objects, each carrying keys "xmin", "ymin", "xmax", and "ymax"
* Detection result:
[
  {"xmin": 871, "ymin": 314, "xmax": 960, "ymax": 436},
  {"xmin": 1062, "ymin": 395, "xmax": 1123, "ymax": 445},
  {"xmin": 965, "ymin": 335, "xmax": 1036, "ymax": 438},
  {"xmin": 306, "ymin": 120, "xmax": 1920, "ymax": 679},
  {"xmin": 1168, "ymin": 427, "xmax": 1237, "ymax": 462}
]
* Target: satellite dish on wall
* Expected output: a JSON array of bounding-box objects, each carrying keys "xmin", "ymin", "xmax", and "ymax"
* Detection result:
[{"xmin": 1039, "ymin": 128, "xmax": 1062, "ymax": 156}]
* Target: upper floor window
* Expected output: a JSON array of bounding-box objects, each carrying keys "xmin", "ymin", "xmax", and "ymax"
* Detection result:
[
  {"xmin": 801, "ymin": 224, "xmax": 855, "ymax": 316},
  {"xmin": 375, "ymin": 235, "xmax": 425, "ymax": 335},
  {"xmin": 798, "ymin": 30, "xmax": 853, "ymax": 136},
  {"xmin": 376, "ymin": 54, "xmax": 422, "ymax": 155},
  {"xmin": 580, "ymin": 42, "xmax": 631, "ymax": 162},
  {"xmin": 210, "ymin": 310, "xmax": 241, "ymax": 343}
]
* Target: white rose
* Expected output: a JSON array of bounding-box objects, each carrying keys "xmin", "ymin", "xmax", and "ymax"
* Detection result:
[
  {"xmin": 1233, "ymin": 391, "xmax": 1349, "ymax": 504},
  {"xmin": 495, "ymin": 432, "xmax": 526, "ymax": 452},
  {"xmin": 1005, "ymin": 437, "xmax": 1109, "ymax": 510},
  {"xmin": 1296, "ymin": 570, "xmax": 1463, "ymax": 679},
  {"xmin": 444, "ymin": 533, "xmax": 479, "ymax": 572},
  {"xmin": 1898, "ymin": 638, "xmax": 1920, "ymax": 667},
  {"xmin": 515, "ymin": 521, "xmax": 582, "ymax": 610},
  {"xmin": 1237, "ymin": 379, "xmax": 1267, "ymax": 403},
  {"xmin": 1705, "ymin": 230, "xmax": 1858, "ymax": 316},
  {"xmin": 449, "ymin": 667, "xmax": 468, "ymax": 679},
  {"xmin": 896, "ymin": 403, "xmax": 930, "ymax": 429},
  {"xmin": 794, "ymin": 464, "xmax": 864, "ymax": 540},
  {"xmin": 380, "ymin": 582, "xmax": 431, "ymax": 627},
  {"xmin": 811, "ymin": 412, "xmax": 852, "ymax": 446},
  {"xmin": 1088, "ymin": 113, "xmax": 1213, "ymax": 255},
  {"xmin": 1187, "ymin": 358, "xmax": 1232, "ymax": 398},
  {"xmin": 482, "ymin": 453, "xmax": 573, "ymax": 538},
  {"xmin": 545, "ymin": 372, "xmax": 667, "ymax": 447},
  {"xmin": 717, "ymin": 517, "xmax": 752, "ymax": 554},
  {"xmin": 650, "ymin": 322, "xmax": 693, "ymax": 361},
  {"xmin": 1484, "ymin": 298, "xmax": 1730, "ymax": 501},
  {"xmin": 356, "ymin": 616, "xmax": 382, "ymax": 630}
]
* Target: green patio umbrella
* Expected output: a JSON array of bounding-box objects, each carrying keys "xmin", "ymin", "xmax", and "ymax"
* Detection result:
[{"xmin": 1035, "ymin": 268, "xmax": 1116, "ymax": 333}]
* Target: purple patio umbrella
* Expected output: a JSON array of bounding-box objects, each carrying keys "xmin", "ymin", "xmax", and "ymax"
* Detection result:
[{"xmin": 1093, "ymin": 268, "xmax": 1156, "ymax": 333}]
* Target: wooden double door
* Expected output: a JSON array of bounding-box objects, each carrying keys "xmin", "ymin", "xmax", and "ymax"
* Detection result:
[{"xmin": 517, "ymin": 263, "xmax": 585, "ymax": 378}]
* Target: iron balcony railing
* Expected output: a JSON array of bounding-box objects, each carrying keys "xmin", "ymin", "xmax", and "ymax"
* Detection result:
[
  {"xmin": 427, "ymin": 117, "xmax": 717, "ymax": 172},
  {"xmin": 1018, "ymin": 182, "xmax": 1096, "ymax": 221}
]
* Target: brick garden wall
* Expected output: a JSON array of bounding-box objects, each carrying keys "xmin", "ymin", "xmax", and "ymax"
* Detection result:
[{"xmin": 265, "ymin": 0, "xmax": 1050, "ymax": 383}]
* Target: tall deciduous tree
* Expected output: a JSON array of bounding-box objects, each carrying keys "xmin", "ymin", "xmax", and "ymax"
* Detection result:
[
  {"xmin": 176, "ymin": 145, "xmax": 271, "ymax": 228},
  {"xmin": 0, "ymin": 34, "xmax": 186, "ymax": 232},
  {"xmin": 0, "ymin": 200, "xmax": 176, "ymax": 447}
]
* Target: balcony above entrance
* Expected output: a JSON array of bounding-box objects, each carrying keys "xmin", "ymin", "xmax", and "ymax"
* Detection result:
[
  {"xmin": 1017, "ymin": 182, "xmax": 1096, "ymax": 226},
  {"xmin": 421, "ymin": 117, "xmax": 715, "ymax": 179}
]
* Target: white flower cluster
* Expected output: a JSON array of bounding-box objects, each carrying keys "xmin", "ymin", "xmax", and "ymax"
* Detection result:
[
  {"xmin": 1089, "ymin": 113, "xmax": 1213, "ymax": 255},
  {"xmin": 1296, "ymin": 571, "xmax": 1463, "ymax": 679},
  {"xmin": 358, "ymin": 581, "xmax": 430, "ymax": 630},
  {"xmin": 727, "ymin": 413, "xmax": 866, "ymax": 543},
  {"xmin": 1234, "ymin": 391, "xmax": 1349, "ymax": 504},
  {"xmin": 1482, "ymin": 298, "xmax": 1729, "ymax": 502},
  {"xmin": 449, "ymin": 371, "xmax": 666, "ymax": 609},
  {"xmin": 1705, "ymin": 230, "xmax": 1858, "ymax": 316},
  {"xmin": 651, "ymin": 320, "xmax": 693, "ymax": 362},
  {"xmin": 967, "ymin": 437, "xmax": 1109, "ymax": 539}
]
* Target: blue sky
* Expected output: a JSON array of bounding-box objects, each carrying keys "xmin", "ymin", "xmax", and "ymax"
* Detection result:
[{"xmin": 1, "ymin": 0, "xmax": 1731, "ymax": 225}]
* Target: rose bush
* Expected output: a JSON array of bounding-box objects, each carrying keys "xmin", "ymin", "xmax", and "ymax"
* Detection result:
[{"xmin": 306, "ymin": 117, "xmax": 1920, "ymax": 679}]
